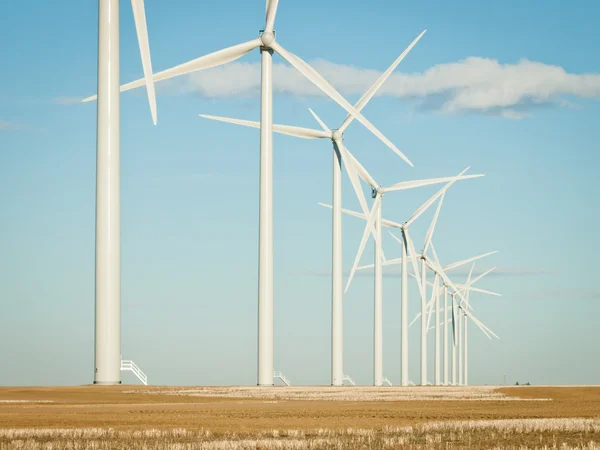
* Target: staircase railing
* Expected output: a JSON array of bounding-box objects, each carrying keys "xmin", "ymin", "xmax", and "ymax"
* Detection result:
[
  {"xmin": 273, "ymin": 370, "xmax": 291, "ymax": 386},
  {"xmin": 343, "ymin": 374, "xmax": 356, "ymax": 386},
  {"xmin": 120, "ymin": 359, "xmax": 148, "ymax": 385}
]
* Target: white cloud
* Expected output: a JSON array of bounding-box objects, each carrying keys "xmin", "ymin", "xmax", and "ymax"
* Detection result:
[
  {"xmin": 168, "ymin": 57, "xmax": 600, "ymax": 118},
  {"xmin": 305, "ymin": 265, "xmax": 553, "ymax": 278},
  {"xmin": 53, "ymin": 96, "xmax": 84, "ymax": 105},
  {"xmin": 0, "ymin": 120, "xmax": 27, "ymax": 131}
]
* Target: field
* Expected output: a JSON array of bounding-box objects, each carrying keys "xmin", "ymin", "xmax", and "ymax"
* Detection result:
[{"xmin": 1, "ymin": 385, "xmax": 600, "ymax": 449}]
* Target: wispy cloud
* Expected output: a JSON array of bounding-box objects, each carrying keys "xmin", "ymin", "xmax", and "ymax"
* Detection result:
[
  {"xmin": 0, "ymin": 120, "xmax": 29, "ymax": 131},
  {"xmin": 53, "ymin": 96, "xmax": 84, "ymax": 106},
  {"xmin": 149, "ymin": 173, "xmax": 256, "ymax": 186},
  {"xmin": 158, "ymin": 57, "xmax": 600, "ymax": 119},
  {"xmin": 521, "ymin": 288, "xmax": 600, "ymax": 301},
  {"xmin": 303, "ymin": 265, "xmax": 553, "ymax": 278}
]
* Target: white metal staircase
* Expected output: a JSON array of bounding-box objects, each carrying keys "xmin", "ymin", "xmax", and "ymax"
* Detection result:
[
  {"xmin": 383, "ymin": 377, "xmax": 393, "ymax": 386},
  {"xmin": 120, "ymin": 359, "xmax": 148, "ymax": 385},
  {"xmin": 343, "ymin": 374, "xmax": 356, "ymax": 386},
  {"xmin": 273, "ymin": 370, "xmax": 291, "ymax": 386}
]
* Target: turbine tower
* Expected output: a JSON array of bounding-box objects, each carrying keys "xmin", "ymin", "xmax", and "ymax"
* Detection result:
[{"xmin": 92, "ymin": 0, "xmax": 156, "ymax": 385}]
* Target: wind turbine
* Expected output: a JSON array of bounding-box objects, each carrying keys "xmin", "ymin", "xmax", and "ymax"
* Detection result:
[
  {"xmin": 409, "ymin": 246, "xmax": 499, "ymax": 386},
  {"xmin": 408, "ymin": 262, "xmax": 495, "ymax": 386},
  {"xmin": 424, "ymin": 245, "xmax": 499, "ymax": 385},
  {"xmin": 85, "ymin": 1, "xmax": 417, "ymax": 386},
  {"xmin": 322, "ymin": 168, "xmax": 484, "ymax": 386},
  {"xmin": 374, "ymin": 169, "xmax": 484, "ymax": 386},
  {"xmin": 410, "ymin": 242, "xmax": 498, "ymax": 386},
  {"xmin": 454, "ymin": 264, "xmax": 501, "ymax": 385},
  {"xmin": 195, "ymin": 32, "xmax": 425, "ymax": 386},
  {"xmin": 91, "ymin": 0, "xmax": 157, "ymax": 385}
]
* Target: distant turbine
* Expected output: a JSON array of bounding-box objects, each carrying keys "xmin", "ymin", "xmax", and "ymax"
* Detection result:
[
  {"xmin": 415, "ymin": 262, "xmax": 498, "ymax": 385},
  {"xmin": 322, "ymin": 168, "xmax": 484, "ymax": 386},
  {"xmin": 454, "ymin": 264, "xmax": 501, "ymax": 385},
  {"xmin": 352, "ymin": 168, "xmax": 485, "ymax": 386}
]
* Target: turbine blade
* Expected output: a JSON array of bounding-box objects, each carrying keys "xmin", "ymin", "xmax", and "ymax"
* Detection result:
[
  {"xmin": 82, "ymin": 39, "xmax": 262, "ymax": 102},
  {"xmin": 383, "ymin": 256, "xmax": 410, "ymax": 267},
  {"xmin": 465, "ymin": 286, "xmax": 502, "ymax": 297},
  {"xmin": 130, "ymin": 0, "xmax": 157, "ymax": 125},
  {"xmin": 383, "ymin": 174, "xmax": 483, "ymax": 194},
  {"xmin": 423, "ymin": 192, "xmax": 445, "ymax": 253},
  {"xmin": 336, "ymin": 142, "xmax": 370, "ymax": 217},
  {"xmin": 409, "ymin": 312, "xmax": 421, "ymax": 328},
  {"xmin": 339, "ymin": 30, "xmax": 426, "ymax": 133},
  {"xmin": 444, "ymin": 251, "xmax": 498, "ymax": 272},
  {"xmin": 318, "ymin": 203, "xmax": 366, "ymax": 220},
  {"xmin": 470, "ymin": 266, "xmax": 497, "ymax": 286},
  {"xmin": 462, "ymin": 307, "xmax": 497, "ymax": 339},
  {"xmin": 464, "ymin": 264, "xmax": 475, "ymax": 309},
  {"xmin": 337, "ymin": 144, "xmax": 383, "ymax": 260},
  {"xmin": 403, "ymin": 229, "xmax": 425, "ymax": 301},
  {"xmin": 388, "ymin": 232, "xmax": 404, "ymax": 247},
  {"xmin": 451, "ymin": 295, "xmax": 457, "ymax": 344},
  {"xmin": 345, "ymin": 195, "xmax": 382, "ymax": 293},
  {"xmin": 199, "ymin": 114, "xmax": 330, "ymax": 139},
  {"xmin": 271, "ymin": 42, "xmax": 414, "ymax": 167},
  {"xmin": 322, "ymin": 202, "xmax": 402, "ymax": 229},
  {"xmin": 308, "ymin": 108, "xmax": 331, "ymax": 133},
  {"xmin": 404, "ymin": 170, "xmax": 482, "ymax": 227},
  {"xmin": 361, "ymin": 255, "xmax": 408, "ymax": 272},
  {"xmin": 426, "ymin": 274, "xmax": 439, "ymax": 330},
  {"xmin": 382, "ymin": 217, "xmax": 404, "ymax": 228},
  {"xmin": 264, "ymin": 0, "xmax": 279, "ymax": 33},
  {"xmin": 425, "ymin": 257, "xmax": 470, "ymax": 329},
  {"xmin": 345, "ymin": 145, "xmax": 378, "ymax": 188},
  {"xmin": 467, "ymin": 264, "xmax": 475, "ymax": 288}
]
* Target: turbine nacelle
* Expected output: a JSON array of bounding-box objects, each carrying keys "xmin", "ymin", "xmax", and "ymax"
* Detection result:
[
  {"xmin": 259, "ymin": 30, "xmax": 276, "ymax": 47},
  {"xmin": 371, "ymin": 186, "xmax": 386, "ymax": 198},
  {"xmin": 331, "ymin": 129, "xmax": 343, "ymax": 142}
]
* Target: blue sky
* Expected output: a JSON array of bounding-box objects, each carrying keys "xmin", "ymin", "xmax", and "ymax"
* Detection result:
[{"xmin": 1, "ymin": 0, "xmax": 599, "ymax": 387}]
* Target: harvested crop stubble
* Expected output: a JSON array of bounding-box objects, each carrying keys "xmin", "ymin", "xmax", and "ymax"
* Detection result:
[
  {"xmin": 126, "ymin": 385, "xmax": 549, "ymax": 401},
  {"xmin": 1, "ymin": 386, "xmax": 600, "ymax": 435},
  {"xmin": 1, "ymin": 419, "xmax": 600, "ymax": 449}
]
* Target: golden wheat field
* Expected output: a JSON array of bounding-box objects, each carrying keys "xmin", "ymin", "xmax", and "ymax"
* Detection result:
[{"xmin": 1, "ymin": 385, "xmax": 599, "ymax": 449}]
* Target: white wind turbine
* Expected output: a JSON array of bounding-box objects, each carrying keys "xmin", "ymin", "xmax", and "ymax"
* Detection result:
[
  {"xmin": 195, "ymin": 32, "xmax": 425, "ymax": 386},
  {"xmin": 322, "ymin": 168, "xmax": 484, "ymax": 386},
  {"xmin": 454, "ymin": 264, "xmax": 501, "ymax": 385},
  {"xmin": 409, "ymin": 246, "xmax": 498, "ymax": 386},
  {"xmin": 424, "ymin": 245, "xmax": 499, "ymax": 386},
  {"xmin": 374, "ymin": 169, "xmax": 483, "ymax": 386},
  {"xmin": 86, "ymin": 1, "xmax": 417, "ymax": 386},
  {"xmin": 407, "ymin": 240, "xmax": 499, "ymax": 386},
  {"xmin": 411, "ymin": 261, "xmax": 498, "ymax": 385},
  {"xmin": 89, "ymin": 0, "xmax": 157, "ymax": 385}
]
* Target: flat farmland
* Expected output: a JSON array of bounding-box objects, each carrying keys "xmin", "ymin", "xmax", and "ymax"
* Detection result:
[{"xmin": 1, "ymin": 386, "xmax": 599, "ymax": 449}]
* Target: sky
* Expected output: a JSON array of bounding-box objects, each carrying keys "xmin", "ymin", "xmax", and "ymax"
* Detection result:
[{"xmin": 1, "ymin": 0, "xmax": 599, "ymax": 387}]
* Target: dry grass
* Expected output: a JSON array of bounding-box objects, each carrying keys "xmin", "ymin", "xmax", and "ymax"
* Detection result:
[
  {"xmin": 1, "ymin": 386, "xmax": 600, "ymax": 448},
  {"xmin": 1, "ymin": 419, "xmax": 600, "ymax": 449},
  {"xmin": 128, "ymin": 385, "xmax": 550, "ymax": 402}
]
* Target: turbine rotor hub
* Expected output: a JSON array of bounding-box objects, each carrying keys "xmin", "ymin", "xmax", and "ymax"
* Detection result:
[
  {"xmin": 332, "ymin": 129, "xmax": 342, "ymax": 141},
  {"xmin": 261, "ymin": 31, "xmax": 275, "ymax": 47}
]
